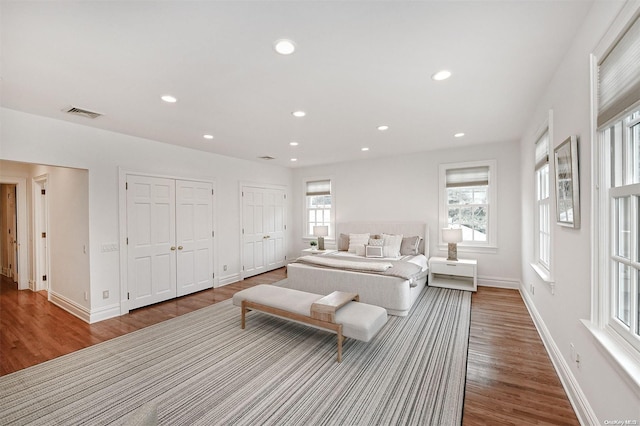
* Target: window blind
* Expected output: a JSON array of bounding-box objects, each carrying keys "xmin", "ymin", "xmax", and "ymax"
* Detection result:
[
  {"xmin": 306, "ymin": 179, "xmax": 331, "ymax": 196},
  {"xmin": 535, "ymin": 130, "xmax": 549, "ymax": 170},
  {"xmin": 445, "ymin": 166, "xmax": 489, "ymax": 188},
  {"xmin": 598, "ymin": 15, "xmax": 640, "ymax": 127}
]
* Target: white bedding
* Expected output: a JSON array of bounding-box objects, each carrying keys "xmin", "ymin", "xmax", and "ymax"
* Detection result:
[
  {"xmin": 329, "ymin": 251, "xmax": 428, "ymax": 271},
  {"xmin": 285, "ymin": 222, "xmax": 430, "ymax": 316}
]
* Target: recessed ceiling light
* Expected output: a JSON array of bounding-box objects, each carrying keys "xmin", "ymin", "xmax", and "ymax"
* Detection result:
[
  {"xmin": 290, "ymin": 158, "xmax": 298, "ymax": 162},
  {"xmin": 161, "ymin": 95, "xmax": 177, "ymax": 103},
  {"xmin": 289, "ymin": 141, "xmax": 299, "ymax": 146},
  {"xmin": 431, "ymin": 70, "xmax": 452, "ymax": 81},
  {"xmin": 361, "ymin": 147, "xmax": 370, "ymax": 152},
  {"xmin": 274, "ymin": 39, "xmax": 296, "ymax": 55},
  {"xmin": 454, "ymin": 132, "xmax": 465, "ymax": 138},
  {"xmin": 203, "ymin": 134, "xmax": 214, "ymax": 140},
  {"xmin": 292, "ymin": 111, "xmax": 306, "ymax": 118},
  {"xmin": 377, "ymin": 125, "xmax": 389, "ymax": 131}
]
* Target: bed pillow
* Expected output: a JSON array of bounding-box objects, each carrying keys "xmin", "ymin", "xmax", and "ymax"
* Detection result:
[
  {"xmin": 338, "ymin": 233, "xmax": 350, "ymax": 251},
  {"xmin": 348, "ymin": 233, "xmax": 370, "ymax": 253},
  {"xmin": 382, "ymin": 233, "xmax": 403, "ymax": 258},
  {"xmin": 400, "ymin": 235, "xmax": 422, "ymax": 255},
  {"xmin": 368, "ymin": 238, "xmax": 384, "ymax": 246}
]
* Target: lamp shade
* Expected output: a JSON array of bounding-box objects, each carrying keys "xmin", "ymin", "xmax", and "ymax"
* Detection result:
[
  {"xmin": 442, "ymin": 228, "xmax": 463, "ymax": 243},
  {"xmin": 313, "ymin": 225, "xmax": 329, "ymax": 237}
]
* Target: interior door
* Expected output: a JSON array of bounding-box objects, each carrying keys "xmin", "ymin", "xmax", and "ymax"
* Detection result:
[
  {"xmin": 176, "ymin": 180, "xmax": 213, "ymax": 296},
  {"xmin": 242, "ymin": 186, "xmax": 286, "ymax": 278},
  {"xmin": 263, "ymin": 189, "xmax": 285, "ymax": 270},
  {"xmin": 35, "ymin": 180, "xmax": 48, "ymax": 291},
  {"xmin": 242, "ymin": 188, "xmax": 266, "ymax": 277},
  {"xmin": 127, "ymin": 175, "xmax": 177, "ymax": 309}
]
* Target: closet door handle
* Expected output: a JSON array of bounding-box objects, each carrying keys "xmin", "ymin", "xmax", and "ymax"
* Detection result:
[
  {"xmin": 170, "ymin": 246, "xmax": 176, "ymax": 251},
  {"xmin": 178, "ymin": 246, "xmax": 183, "ymax": 250}
]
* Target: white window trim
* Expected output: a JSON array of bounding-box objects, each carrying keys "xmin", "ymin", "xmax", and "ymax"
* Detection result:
[
  {"xmin": 302, "ymin": 176, "xmax": 336, "ymax": 242},
  {"xmin": 438, "ymin": 159, "xmax": 498, "ymax": 253},
  {"xmin": 531, "ymin": 110, "xmax": 555, "ymax": 287},
  {"xmin": 587, "ymin": 1, "xmax": 640, "ymax": 392}
]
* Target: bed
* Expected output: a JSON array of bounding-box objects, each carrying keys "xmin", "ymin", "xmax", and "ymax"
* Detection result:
[{"xmin": 283, "ymin": 222, "xmax": 430, "ymax": 316}]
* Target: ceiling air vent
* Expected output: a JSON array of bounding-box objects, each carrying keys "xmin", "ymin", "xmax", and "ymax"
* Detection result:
[
  {"xmin": 64, "ymin": 106, "xmax": 103, "ymax": 119},
  {"xmin": 258, "ymin": 156, "xmax": 276, "ymax": 160}
]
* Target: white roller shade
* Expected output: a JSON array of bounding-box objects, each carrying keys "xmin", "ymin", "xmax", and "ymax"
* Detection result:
[{"xmin": 598, "ymin": 15, "xmax": 640, "ymax": 126}]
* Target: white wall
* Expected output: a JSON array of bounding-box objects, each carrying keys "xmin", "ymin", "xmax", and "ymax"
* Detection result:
[
  {"xmin": 519, "ymin": 1, "xmax": 639, "ymax": 423},
  {"xmin": 292, "ymin": 140, "xmax": 522, "ymax": 287},
  {"xmin": 1, "ymin": 107, "xmax": 294, "ymax": 321}
]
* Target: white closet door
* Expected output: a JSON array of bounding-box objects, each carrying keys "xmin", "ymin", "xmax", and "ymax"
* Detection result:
[
  {"xmin": 176, "ymin": 180, "xmax": 213, "ymax": 296},
  {"xmin": 263, "ymin": 189, "xmax": 285, "ymax": 270},
  {"xmin": 242, "ymin": 186, "xmax": 286, "ymax": 278},
  {"xmin": 242, "ymin": 188, "xmax": 266, "ymax": 277},
  {"xmin": 127, "ymin": 176, "xmax": 177, "ymax": 309}
]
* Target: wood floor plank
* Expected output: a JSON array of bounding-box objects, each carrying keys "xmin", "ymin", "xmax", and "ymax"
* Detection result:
[{"xmin": 0, "ymin": 271, "xmax": 578, "ymax": 424}]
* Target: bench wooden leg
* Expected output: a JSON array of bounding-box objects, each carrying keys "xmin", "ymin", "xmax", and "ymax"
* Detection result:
[
  {"xmin": 337, "ymin": 326, "xmax": 344, "ymax": 363},
  {"xmin": 241, "ymin": 301, "xmax": 247, "ymax": 330}
]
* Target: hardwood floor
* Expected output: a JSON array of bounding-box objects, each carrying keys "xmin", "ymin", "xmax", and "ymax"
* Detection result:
[
  {"xmin": 463, "ymin": 287, "xmax": 578, "ymax": 425},
  {"xmin": 0, "ymin": 271, "xmax": 578, "ymax": 424}
]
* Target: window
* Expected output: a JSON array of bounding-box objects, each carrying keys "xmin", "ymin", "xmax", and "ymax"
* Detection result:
[
  {"xmin": 535, "ymin": 130, "xmax": 551, "ymax": 272},
  {"xmin": 593, "ymin": 11, "xmax": 640, "ymax": 361},
  {"xmin": 304, "ymin": 179, "xmax": 333, "ymax": 238},
  {"xmin": 439, "ymin": 160, "xmax": 497, "ymax": 250},
  {"xmin": 600, "ymin": 108, "xmax": 640, "ymax": 351}
]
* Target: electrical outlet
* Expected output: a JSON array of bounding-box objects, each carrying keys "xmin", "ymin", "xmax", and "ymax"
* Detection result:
[
  {"xmin": 223, "ymin": 265, "xmax": 228, "ymax": 271},
  {"xmin": 530, "ymin": 284, "xmax": 535, "ymax": 295},
  {"xmin": 84, "ymin": 292, "xmax": 88, "ymax": 301},
  {"xmin": 102, "ymin": 290, "xmax": 109, "ymax": 299}
]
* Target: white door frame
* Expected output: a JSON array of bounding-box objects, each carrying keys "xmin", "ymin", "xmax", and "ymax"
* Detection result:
[
  {"xmin": 32, "ymin": 175, "xmax": 50, "ymax": 292},
  {"xmin": 0, "ymin": 175, "xmax": 28, "ymax": 290},
  {"xmin": 118, "ymin": 168, "xmax": 217, "ymax": 315}
]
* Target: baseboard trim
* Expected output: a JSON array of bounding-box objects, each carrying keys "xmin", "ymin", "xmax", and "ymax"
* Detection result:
[
  {"xmin": 519, "ymin": 286, "xmax": 598, "ymax": 426},
  {"xmin": 218, "ymin": 273, "xmax": 241, "ymax": 287},
  {"xmin": 50, "ymin": 291, "xmax": 91, "ymax": 324},
  {"xmin": 478, "ymin": 275, "xmax": 519, "ymax": 289},
  {"xmin": 89, "ymin": 303, "xmax": 121, "ymax": 323}
]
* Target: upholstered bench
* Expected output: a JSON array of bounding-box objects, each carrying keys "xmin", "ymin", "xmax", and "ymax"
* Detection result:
[{"xmin": 232, "ymin": 284, "xmax": 388, "ymax": 362}]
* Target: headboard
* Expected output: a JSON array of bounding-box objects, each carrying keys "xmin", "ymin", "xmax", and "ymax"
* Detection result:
[{"xmin": 337, "ymin": 222, "xmax": 430, "ymax": 258}]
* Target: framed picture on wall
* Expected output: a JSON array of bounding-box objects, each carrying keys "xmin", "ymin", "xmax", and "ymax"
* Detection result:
[{"xmin": 554, "ymin": 136, "xmax": 580, "ymax": 228}]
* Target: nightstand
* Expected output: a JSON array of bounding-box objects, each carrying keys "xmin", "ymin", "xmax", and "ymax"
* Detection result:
[
  {"xmin": 301, "ymin": 248, "xmax": 336, "ymax": 257},
  {"xmin": 428, "ymin": 257, "xmax": 477, "ymax": 292}
]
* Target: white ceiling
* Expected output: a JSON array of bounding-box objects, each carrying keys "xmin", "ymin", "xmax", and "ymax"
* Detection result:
[{"xmin": 1, "ymin": 1, "xmax": 595, "ymax": 168}]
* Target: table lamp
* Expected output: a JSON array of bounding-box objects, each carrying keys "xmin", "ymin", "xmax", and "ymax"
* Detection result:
[
  {"xmin": 313, "ymin": 225, "xmax": 329, "ymax": 250},
  {"xmin": 442, "ymin": 228, "xmax": 463, "ymax": 261}
]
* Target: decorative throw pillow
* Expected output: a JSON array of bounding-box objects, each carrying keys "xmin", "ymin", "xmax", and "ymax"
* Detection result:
[
  {"xmin": 382, "ymin": 233, "xmax": 403, "ymax": 258},
  {"xmin": 348, "ymin": 233, "xmax": 370, "ymax": 253},
  {"xmin": 338, "ymin": 233, "xmax": 350, "ymax": 251},
  {"xmin": 368, "ymin": 238, "xmax": 384, "ymax": 246},
  {"xmin": 365, "ymin": 245, "xmax": 384, "ymax": 258},
  {"xmin": 354, "ymin": 244, "xmax": 366, "ymax": 256},
  {"xmin": 400, "ymin": 235, "xmax": 422, "ymax": 255}
]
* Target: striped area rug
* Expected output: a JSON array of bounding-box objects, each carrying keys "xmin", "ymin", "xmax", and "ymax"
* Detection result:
[{"xmin": 0, "ymin": 286, "xmax": 471, "ymax": 425}]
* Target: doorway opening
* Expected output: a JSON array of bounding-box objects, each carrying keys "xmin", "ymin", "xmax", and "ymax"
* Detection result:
[{"xmin": 0, "ymin": 184, "xmax": 18, "ymax": 286}]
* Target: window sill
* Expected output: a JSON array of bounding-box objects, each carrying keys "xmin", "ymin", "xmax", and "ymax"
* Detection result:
[
  {"xmin": 581, "ymin": 319, "xmax": 640, "ymax": 393},
  {"xmin": 530, "ymin": 262, "xmax": 555, "ymax": 284},
  {"xmin": 437, "ymin": 244, "xmax": 498, "ymax": 255}
]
